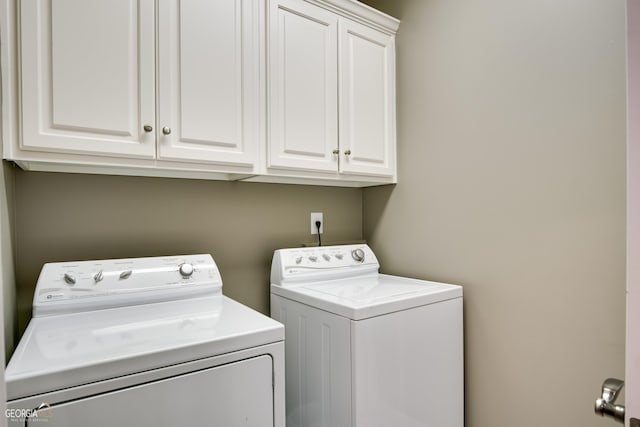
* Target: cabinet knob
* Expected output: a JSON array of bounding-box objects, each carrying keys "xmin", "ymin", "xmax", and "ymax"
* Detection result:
[
  {"xmin": 332, "ymin": 149, "xmax": 340, "ymax": 155},
  {"xmin": 344, "ymin": 150, "xmax": 352, "ymax": 156},
  {"xmin": 143, "ymin": 125, "xmax": 153, "ymax": 133},
  {"xmin": 162, "ymin": 126, "xmax": 172, "ymax": 135}
]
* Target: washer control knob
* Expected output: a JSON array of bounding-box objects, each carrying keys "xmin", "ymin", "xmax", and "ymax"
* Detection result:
[
  {"xmin": 94, "ymin": 270, "xmax": 104, "ymax": 283},
  {"xmin": 179, "ymin": 263, "xmax": 194, "ymax": 278},
  {"xmin": 322, "ymin": 254, "xmax": 331, "ymax": 261},
  {"xmin": 309, "ymin": 256, "xmax": 318, "ymax": 262},
  {"xmin": 295, "ymin": 256, "xmax": 303, "ymax": 264},
  {"xmin": 63, "ymin": 273, "xmax": 76, "ymax": 285},
  {"xmin": 335, "ymin": 253, "xmax": 344, "ymax": 260},
  {"xmin": 351, "ymin": 248, "xmax": 365, "ymax": 262},
  {"xmin": 120, "ymin": 270, "xmax": 132, "ymax": 280}
]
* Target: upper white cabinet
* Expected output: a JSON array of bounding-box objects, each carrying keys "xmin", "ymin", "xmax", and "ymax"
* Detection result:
[
  {"xmin": 2, "ymin": 0, "xmax": 398, "ymax": 186},
  {"xmin": 4, "ymin": 0, "xmax": 262, "ymax": 175},
  {"xmin": 268, "ymin": 0, "xmax": 339, "ymax": 174},
  {"xmin": 19, "ymin": 0, "xmax": 156, "ymax": 159},
  {"xmin": 265, "ymin": 0, "xmax": 398, "ymax": 184},
  {"xmin": 157, "ymin": 0, "xmax": 260, "ymax": 167},
  {"xmin": 338, "ymin": 18, "xmax": 395, "ymax": 178}
]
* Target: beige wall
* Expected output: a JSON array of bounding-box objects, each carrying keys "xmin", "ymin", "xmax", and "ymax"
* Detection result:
[
  {"xmin": 12, "ymin": 170, "xmax": 362, "ymax": 339},
  {"xmin": 361, "ymin": 1, "xmax": 626, "ymax": 426},
  {"xmin": 1, "ymin": 162, "xmax": 15, "ymax": 364},
  {"xmin": 0, "ymin": 163, "xmax": 13, "ymax": 427}
]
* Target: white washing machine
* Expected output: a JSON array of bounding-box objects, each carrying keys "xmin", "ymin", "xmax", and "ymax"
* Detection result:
[
  {"xmin": 270, "ymin": 244, "xmax": 463, "ymax": 427},
  {"xmin": 6, "ymin": 254, "xmax": 285, "ymax": 427}
]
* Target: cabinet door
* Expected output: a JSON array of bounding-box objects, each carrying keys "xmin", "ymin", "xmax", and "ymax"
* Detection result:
[
  {"xmin": 156, "ymin": 0, "xmax": 261, "ymax": 168},
  {"xmin": 268, "ymin": 0, "xmax": 339, "ymax": 173},
  {"xmin": 20, "ymin": 0, "xmax": 156, "ymax": 158},
  {"xmin": 339, "ymin": 19, "xmax": 396, "ymax": 178}
]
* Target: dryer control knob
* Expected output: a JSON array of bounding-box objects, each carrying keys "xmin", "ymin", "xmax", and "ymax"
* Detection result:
[
  {"xmin": 94, "ymin": 270, "xmax": 104, "ymax": 283},
  {"xmin": 351, "ymin": 248, "xmax": 365, "ymax": 262},
  {"xmin": 63, "ymin": 273, "xmax": 76, "ymax": 285},
  {"xmin": 179, "ymin": 263, "xmax": 194, "ymax": 278}
]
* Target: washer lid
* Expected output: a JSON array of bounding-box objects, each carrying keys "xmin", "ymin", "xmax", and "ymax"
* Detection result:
[
  {"xmin": 271, "ymin": 274, "xmax": 462, "ymax": 320},
  {"xmin": 5, "ymin": 296, "xmax": 283, "ymax": 400}
]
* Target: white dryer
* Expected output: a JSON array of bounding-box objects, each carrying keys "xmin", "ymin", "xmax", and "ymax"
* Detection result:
[
  {"xmin": 6, "ymin": 254, "xmax": 284, "ymax": 427},
  {"xmin": 270, "ymin": 244, "xmax": 463, "ymax": 427}
]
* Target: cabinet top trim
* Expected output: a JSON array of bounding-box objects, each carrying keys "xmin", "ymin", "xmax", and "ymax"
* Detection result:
[{"xmin": 306, "ymin": 0, "xmax": 400, "ymax": 34}]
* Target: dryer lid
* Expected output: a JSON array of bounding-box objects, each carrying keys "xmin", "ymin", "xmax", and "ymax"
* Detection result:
[{"xmin": 6, "ymin": 296, "xmax": 283, "ymax": 400}]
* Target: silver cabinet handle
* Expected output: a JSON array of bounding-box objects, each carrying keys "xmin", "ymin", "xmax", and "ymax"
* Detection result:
[
  {"xmin": 162, "ymin": 126, "xmax": 172, "ymax": 135},
  {"xmin": 143, "ymin": 125, "xmax": 153, "ymax": 133},
  {"xmin": 594, "ymin": 378, "xmax": 625, "ymax": 424},
  {"xmin": 344, "ymin": 150, "xmax": 352, "ymax": 155},
  {"xmin": 332, "ymin": 149, "xmax": 339, "ymax": 155}
]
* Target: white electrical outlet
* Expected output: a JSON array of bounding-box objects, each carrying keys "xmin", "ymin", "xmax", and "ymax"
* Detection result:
[{"xmin": 310, "ymin": 212, "xmax": 323, "ymax": 234}]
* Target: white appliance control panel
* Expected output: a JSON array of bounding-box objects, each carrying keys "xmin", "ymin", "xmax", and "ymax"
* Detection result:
[
  {"xmin": 33, "ymin": 254, "xmax": 222, "ymax": 317},
  {"xmin": 271, "ymin": 244, "xmax": 379, "ymax": 286}
]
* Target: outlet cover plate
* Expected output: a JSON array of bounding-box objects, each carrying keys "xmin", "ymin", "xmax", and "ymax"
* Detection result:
[{"xmin": 310, "ymin": 212, "xmax": 323, "ymax": 234}]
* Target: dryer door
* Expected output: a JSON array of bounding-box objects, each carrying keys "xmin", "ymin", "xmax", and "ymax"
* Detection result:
[{"xmin": 28, "ymin": 355, "xmax": 274, "ymax": 427}]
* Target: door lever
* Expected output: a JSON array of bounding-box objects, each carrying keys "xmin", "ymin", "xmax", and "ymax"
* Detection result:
[{"xmin": 595, "ymin": 378, "xmax": 625, "ymax": 423}]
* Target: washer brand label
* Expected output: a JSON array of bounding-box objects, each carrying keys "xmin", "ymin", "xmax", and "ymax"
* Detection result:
[{"xmin": 6, "ymin": 403, "xmax": 51, "ymax": 423}]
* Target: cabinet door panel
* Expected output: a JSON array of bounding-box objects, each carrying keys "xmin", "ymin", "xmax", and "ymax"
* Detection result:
[
  {"xmin": 20, "ymin": 0, "xmax": 156, "ymax": 158},
  {"xmin": 339, "ymin": 19, "xmax": 395, "ymax": 177},
  {"xmin": 268, "ymin": 0, "xmax": 338, "ymax": 173},
  {"xmin": 157, "ymin": 0, "xmax": 260, "ymax": 167}
]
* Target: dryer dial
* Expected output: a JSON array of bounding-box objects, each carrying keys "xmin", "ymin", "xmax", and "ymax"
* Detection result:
[
  {"xmin": 179, "ymin": 263, "xmax": 194, "ymax": 278},
  {"xmin": 351, "ymin": 248, "xmax": 365, "ymax": 263}
]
